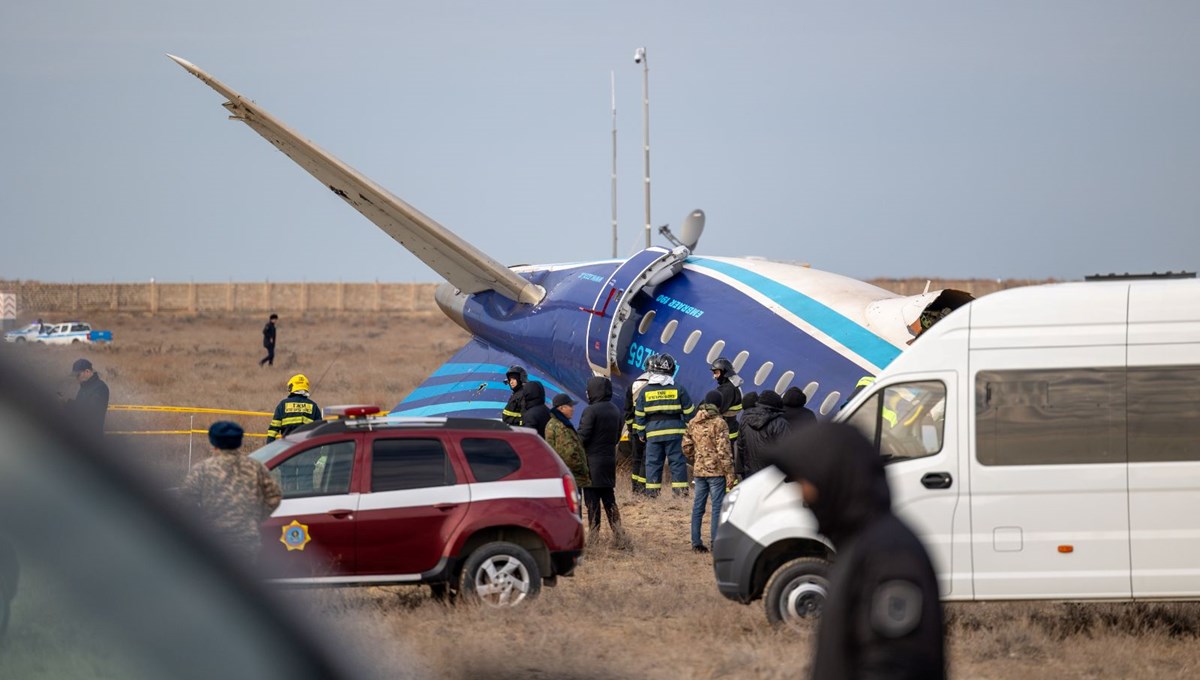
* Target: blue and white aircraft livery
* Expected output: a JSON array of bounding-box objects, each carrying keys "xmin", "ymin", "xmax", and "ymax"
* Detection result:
[{"xmin": 171, "ymin": 56, "xmax": 972, "ymax": 420}]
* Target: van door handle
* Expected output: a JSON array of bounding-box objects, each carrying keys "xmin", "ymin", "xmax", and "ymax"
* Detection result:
[
  {"xmin": 327, "ymin": 509, "xmax": 354, "ymax": 519},
  {"xmin": 433, "ymin": 503, "xmax": 459, "ymax": 511},
  {"xmin": 921, "ymin": 472, "xmax": 953, "ymax": 489}
]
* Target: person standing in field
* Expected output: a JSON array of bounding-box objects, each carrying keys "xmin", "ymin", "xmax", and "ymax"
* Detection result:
[
  {"xmin": 521, "ymin": 380, "xmax": 551, "ymax": 438},
  {"xmin": 577, "ymin": 376, "xmax": 628, "ymax": 546},
  {"xmin": 545, "ymin": 393, "xmax": 589, "ymax": 496},
  {"xmin": 769, "ymin": 423, "xmax": 945, "ymax": 680},
  {"xmin": 682, "ymin": 390, "xmax": 735, "ymax": 553},
  {"xmin": 65, "ymin": 358, "xmax": 109, "ymax": 437},
  {"xmin": 633, "ymin": 353, "xmax": 695, "ymax": 498},
  {"xmin": 501, "ymin": 365, "xmax": 528, "ymax": 426},
  {"xmin": 259, "ymin": 313, "xmax": 278, "ymax": 367},
  {"xmin": 623, "ymin": 369, "xmax": 652, "ymax": 496},
  {"xmin": 738, "ymin": 389, "xmax": 789, "ymax": 479},
  {"xmin": 178, "ymin": 421, "xmax": 282, "ymax": 565},
  {"xmin": 266, "ymin": 374, "xmax": 322, "ymax": 442}
]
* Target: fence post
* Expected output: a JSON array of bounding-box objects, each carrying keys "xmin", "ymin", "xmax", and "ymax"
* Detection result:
[
  {"xmin": 264, "ymin": 280, "xmax": 271, "ymax": 313},
  {"xmin": 111, "ymin": 282, "xmax": 118, "ymax": 311},
  {"xmin": 374, "ymin": 280, "xmax": 381, "ymax": 312},
  {"xmin": 226, "ymin": 281, "xmax": 234, "ymax": 312},
  {"xmin": 301, "ymin": 282, "xmax": 308, "ymax": 313},
  {"xmin": 187, "ymin": 414, "xmax": 194, "ymax": 469},
  {"xmin": 150, "ymin": 280, "xmax": 158, "ymax": 315},
  {"xmin": 336, "ymin": 281, "xmax": 344, "ymax": 312},
  {"xmin": 188, "ymin": 281, "xmax": 197, "ymax": 314}
]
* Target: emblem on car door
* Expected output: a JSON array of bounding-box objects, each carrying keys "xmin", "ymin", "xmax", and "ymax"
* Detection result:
[{"xmin": 280, "ymin": 520, "xmax": 312, "ymax": 551}]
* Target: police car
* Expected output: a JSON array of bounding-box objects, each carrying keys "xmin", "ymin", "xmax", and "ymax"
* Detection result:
[
  {"xmin": 249, "ymin": 407, "xmax": 585, "ymax": 606},
  {"xmin": 3, "ymin": 323, "xmax": 43, "ymax": 343},
  {"xmin": 33, "ymin": 322, "xmax": 94, "ymax": 345}
]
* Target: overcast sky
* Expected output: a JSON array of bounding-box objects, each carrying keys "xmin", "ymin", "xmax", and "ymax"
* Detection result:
[{"xmin": 2, "ymin": 1, "xmax": 1197, "ymax": 283}]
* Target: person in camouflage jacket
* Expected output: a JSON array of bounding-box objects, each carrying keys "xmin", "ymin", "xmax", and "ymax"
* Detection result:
[
  {"xmin": 179, "ymin": 421, "xmax": 282, "ymax": 565},
  {"xmin": 682, "ymin": 391, "xmax": 735, "ymax": 552},
  {"xmin": 546, "ymin": 393, "xmax": 589, "ymax": 488}
]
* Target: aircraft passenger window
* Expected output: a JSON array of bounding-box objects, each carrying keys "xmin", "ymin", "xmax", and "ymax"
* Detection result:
[
  {"xmin": 976, "ymin": 368, "xmax": 1125, "ymax": 466},
  {"xmin": 732, "ymin": 351, "xmax": 750, "ymax": 373},
  {"xmin": 706, "ymin": 340, "xmax": 726, "ymax": 364},
  {"xmin": 638, "ymin": 311, "xmax": 656, "ymax": 335},
  {"xmin": 844, "ymin": 381, "xmax": 946, "ymax": 462},
  {"xmin": 754, "ymin": 361, "xmax": 774, "ymax": 386},
  {"xmin": 803, "ymin": 381, "xmax": 819, "ymax": 402},
  {"xmin": 819, "ymin": 391, "xmax": 842, "ymax": 416},
  {"xmin": 660, "ymin": 319, "xmax": 679, "ymax": 344},
  {"xmin": 774, "ymin": 370, "xmax": 795, "ymax": 393},
  {"xmin": 683, "ymin": 330, "xmax": 702, "ymax": 354}
]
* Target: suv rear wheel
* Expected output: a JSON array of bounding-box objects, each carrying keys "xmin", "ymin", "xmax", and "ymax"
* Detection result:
[
  {"xmin": 460, "ymin": 541, "xmax": 541, "ymax": 607},
  {"xmin": 764, "ymin": 556, "xmax": 830, "ymax": 630}
]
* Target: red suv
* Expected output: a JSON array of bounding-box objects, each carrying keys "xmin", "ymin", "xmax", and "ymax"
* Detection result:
[{"xmin": 249, "ymin": 414, "xmax": 584, "ymax": 606}]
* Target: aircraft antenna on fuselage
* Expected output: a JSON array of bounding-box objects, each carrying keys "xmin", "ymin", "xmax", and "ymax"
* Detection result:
[{"xmin": 167, "ymin": 54, "xmax": 546, "ymax": 306}]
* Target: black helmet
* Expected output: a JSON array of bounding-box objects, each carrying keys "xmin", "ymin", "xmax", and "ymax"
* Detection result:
[
  {"xmin": 647, "ymin": 352, "xmax": 677, "ymax": 375},
  {"xmin": 505, "ymin": 365, "xmax": 527, "ymax": 384},
  {"xmin": 710, "ymin": 357, "xmax": 735, "ymax": 378}
]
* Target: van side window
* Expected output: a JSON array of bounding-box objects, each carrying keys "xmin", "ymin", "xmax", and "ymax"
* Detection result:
[
  {"xmin": 975, "ymin": 368, "xmax": 1126, "ymax": 466},
  {"xmin": 846, "ymin": 381, "xmax": 946, "ymax": 462},
  {"xmin": 1128, "ymin": 365, "xmax": 1200, "ymax": 462},
  {"xmin": 461, "ymin": 438, "xmax": 523, "ymax": 482}
]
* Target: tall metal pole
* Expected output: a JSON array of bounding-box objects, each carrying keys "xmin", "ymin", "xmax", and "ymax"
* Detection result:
[
  {"xmin": 636, "ymin": 47, "xmax": 651, "ymax": 249},
  {"xmin": 611, "ymin": 71, "xmax": 618, "ymax": 258}
]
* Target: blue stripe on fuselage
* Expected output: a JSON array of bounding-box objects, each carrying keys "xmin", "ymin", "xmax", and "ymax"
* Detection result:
[{"xmin": 687, "ymin": 257, "xmax": 900, "ymax": 369}]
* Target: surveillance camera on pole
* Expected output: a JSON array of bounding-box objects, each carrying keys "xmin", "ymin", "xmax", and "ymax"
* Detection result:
[{"xmin": 634, "ymin": 47, "xmax": 645, "ymax": 64}]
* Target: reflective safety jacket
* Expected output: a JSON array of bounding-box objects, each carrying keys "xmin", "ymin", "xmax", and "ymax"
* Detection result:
[
  {"xmin": 633, "ymin": 380, "xmax": 695, "ymax": 440},
  {"xmin": 267, "ymin": 393, "xmax": 322, "ymax": 442},
  {"xmin": 501, "ymin": 383, "xmax": 524, "ymax": 426}
]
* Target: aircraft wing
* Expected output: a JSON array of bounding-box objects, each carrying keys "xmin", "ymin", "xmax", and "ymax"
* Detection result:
[
  {"xmin": 168, "ymin": 55, "xmax": 544, "ymax": 306},
  {"xmin": 391, "ymin": 339, "xmax": 573, "ymax": 418}
]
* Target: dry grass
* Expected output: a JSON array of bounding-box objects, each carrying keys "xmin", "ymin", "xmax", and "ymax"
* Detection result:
[{"xmin": 5, "ymin": 311, "xmax": 1200, "ymax": 678}]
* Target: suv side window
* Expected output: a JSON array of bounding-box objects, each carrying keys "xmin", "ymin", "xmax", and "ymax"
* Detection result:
[
  {"xmin": 461, "ymin": 438, "xmax": 522, "ymax": 482},
  {"xmin": 372, "ymin": 438, "xmax": 455, "ymax": 492},
  {"xmin": 272, "ymin": 440, "xmax": 356, "ymax": 498},
  {"xmin": 846, "ymin": 381, "xmax": 947, "ymax": 463}
]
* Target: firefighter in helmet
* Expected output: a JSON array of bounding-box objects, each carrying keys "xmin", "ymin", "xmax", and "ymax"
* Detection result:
[{"xmin": 266, "ymin": 374, "xmax": 322, "ymax": 442}]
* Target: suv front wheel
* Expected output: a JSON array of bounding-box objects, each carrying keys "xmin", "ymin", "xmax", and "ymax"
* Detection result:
[
  {"xmin": 460, "ymin": 542, "xmax": 541, "ymax": 607},
  {"xmin": 764, "ymin": 556, "xmax": 830, "ymax": 630}
]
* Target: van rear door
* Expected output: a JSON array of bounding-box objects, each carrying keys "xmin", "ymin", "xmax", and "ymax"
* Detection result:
[{"xmin": 1126, "ymin": 281, "xmax": 1200, "ymax": 598}]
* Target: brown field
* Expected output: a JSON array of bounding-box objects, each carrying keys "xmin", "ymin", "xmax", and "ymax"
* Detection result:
[{"xmin": 4, "ymin": 311, "xmax": 1199, "ymax": 679}]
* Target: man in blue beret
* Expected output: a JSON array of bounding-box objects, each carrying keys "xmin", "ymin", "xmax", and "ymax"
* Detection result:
[{"xmin": 178, "ymin": 421, "xmax": 282, "ymax": 565}]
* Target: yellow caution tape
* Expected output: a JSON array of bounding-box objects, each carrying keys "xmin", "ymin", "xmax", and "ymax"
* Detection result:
[
  {"xmin": 107, "ymin": 429, "xmax": 268, "ymax": 438},
  {"xmin": 109, "ymin": 404, "xmax": 271, "ymax": 417}
]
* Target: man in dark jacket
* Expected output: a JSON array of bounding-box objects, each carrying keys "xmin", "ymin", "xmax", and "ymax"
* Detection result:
[
  {"xmin": 66, "ymin": 358, "xmax": 109, "ymax": 436},
  {"xmin": 738, "ymin": 389, "xmax": 789, "ymax": 479},
  {"xmin": 259, "ymin": 313, "xmax": 277, "ymax": 367},
  {"xmin": 521, "ymin": 381, "xmax": 551, "ymax": 438},
  {"xmin": 781, "ymin": 386, "xmax": 817, "ymax": 429},
  {"xmin": 501, "ymin": 365, "xmax": 527, "ymax": 426},
  {"xmin": 709, "ymin": 358, "xmax": 743, "ymax": 446},
  {"xmin": 768, "ymin": 423, "xmax": 945, "ymax": 680},
  {"xmin": 578, "ymin": 376, "xmax": 627, "ymax": 544}
]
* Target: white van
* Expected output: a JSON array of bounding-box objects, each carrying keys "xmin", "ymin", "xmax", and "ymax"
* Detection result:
[{"xmin": 712, "ymin": 276, "xmax": 1200, "ymax": 628}]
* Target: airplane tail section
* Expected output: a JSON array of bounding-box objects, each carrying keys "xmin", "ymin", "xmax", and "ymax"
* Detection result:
[
  {"xmin": 167, "ymin": 55, "xmax": 545, "ymax": 306},
  {"xmin": 392, "ymin": 338, "xmax": 573, "ymax": 418}
]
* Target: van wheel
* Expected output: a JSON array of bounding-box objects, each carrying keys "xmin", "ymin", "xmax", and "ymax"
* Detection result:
[
  {"xmin": 460, "ymin": 542, "xmax": 541, "ymax": 607},
  {"xmin": 14, "ymin": 338, "xmax": 24, "ymax": 343},
  {"xmin": 764, "ymin": 557, "xmax": 830, "ymax": 630},
  {"xmin": 71, "ymin": 339, "xmax": 80, "ymax": 344}
]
